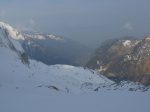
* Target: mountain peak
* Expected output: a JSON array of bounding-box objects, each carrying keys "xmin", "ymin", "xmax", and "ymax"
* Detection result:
[
  {"xmin": 0, "ymin": 21, "xmax": 24, "ymax": 40},
  {"xmin": 24, "ymin": 32, "xmax": 63, "ymax": 41},
  {"xmin": 47, "ymin": 34, "xmax": 63, "ymax": 41},
  {"xmin": 0, "ymin": 21, "xmax": 24, "ymax": 53},
  {"xmin": 87, "ymin": 36, "xmax": 150, "ymax": 86},
  {"xmin": 144, "ymin": 35, "xmax": 150, "ymax": 41}
]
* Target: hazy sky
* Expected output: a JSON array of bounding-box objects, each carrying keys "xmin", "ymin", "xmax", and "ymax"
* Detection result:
[{"xmin": 0, "ymin": 0, "xmax": 150, "ymax": 47}]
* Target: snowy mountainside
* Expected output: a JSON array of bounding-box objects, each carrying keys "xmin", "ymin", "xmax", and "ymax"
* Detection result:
[
  {"xmin": 0, "ymin": 21, "xmax": 92, "ymax": 66},
  {"xmin": 0, "ymin": 21, "xmax": 149, "ymax": 93},
  {"xmin": 0, "ymin": 21, "xmax": 111, "ymax": 93},
  {"xmin": 0, "ymin": 46, "xmax": 113, "ymax": 93},
  {"xmin": 0, "ymin": 43, "xmax": 149, "ymax": 93},
  {"xmin": 24, "ymin": 32, "xmax": 63, "ymax": 41},
  {"xmin": 0, "ymin": 22, "xmax": 29, "ymax": 65},
  {"xmin": 0, "ymin": 22, "xmax": 150, "ymax": 112},
  {"xmin": 0, "ymin": 22, "xmax": 24, "ymax": 40},
  {"xmin": 0, "ymin": 23, "xmax": 112, "ymax": 93},
  {"xmin": 0, "ymin": 22, "xmax": 24, "ymax": 52}
]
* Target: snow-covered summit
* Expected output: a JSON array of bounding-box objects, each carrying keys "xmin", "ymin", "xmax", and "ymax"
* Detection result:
[
  {"xmin": 0, "ymin": 21, "xmax": 63, "ymax": 41},
  {"xmin": 24, "ymin": 33, "xmax": 63, "ymax": 41},
  {"xmin": 47, "ymin": 34, "xmax": 63, "ymax": 40},
  {"xmin": 0, "ymin": 21, "xmax": 24, "ymax": 40},
  {"xmin": 144, "ymin": 35, "xmax": 150, "ymax": 40},
  {"xmin": 122, "ymin": 40, "xmax": 131, "ymax": 47},
  {"xmin": 0, "ymin": 21, "xmax": 149, "ymax": 94},
  {"xmin": 0, "ymin": 21, "xmax": 24, "ymax": 53},
  {"xmin": 0, "ymin": 21, "xmax": 113, "ymax": 93}
]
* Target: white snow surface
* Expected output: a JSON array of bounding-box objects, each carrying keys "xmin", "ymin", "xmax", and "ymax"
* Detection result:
[
  {"xmin": 25, "ymin": 33, "xmax": 63, "ymax": 41},
  {"xmin": 0, "ymin": 22, "xmax": 24, "ymax": 52},
  {"xmin": 0, "ymin": 22, "xmax": 24, "ymax": 40},
  {"xmin": 47, "ymin": 34, "xmax": 63, "ymax": 40},
  {"xmin": 0, "ymin": 42, "xmax": 150, "ymax": 112},
  {"xmin": 0, "ymin": 21, "xmax": 150, "ymax": 112},
  {"xmin": 0, "ymin": 89, "xmax": 150, "ymax": 112},
  {"xmin": 0, "ymin": 21, "xmax": 111, "ymax": 93},
  {"xmin": 0, "ymin": 46, "xmax": 113, "ymax": 94},
  {"xmin": 0, "ymin": 46, "xmax": 150, "ymax": 112},
  {"xmin": 122, "ymin": 40, "xmax": 131, "ymax": 47}
]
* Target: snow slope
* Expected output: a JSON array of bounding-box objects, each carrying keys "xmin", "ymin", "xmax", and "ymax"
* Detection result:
[
  {"xmin": 0, "ymin": 22, "xmax": 24, "ymax": 52},
  {"xmin": 0, "ymin": 21, "xmax": 113, "ymax": 93},
  {"xmin": 0, "ymin": 47, "xmax": 113, "ymax": 94},
  {"xmin": 0, "ymin": 22, "xmax": 24, "ymax": 40},
  {"xmin": 0, "ymin": 47, "xmax": 149, "ymax": 112},
  {"xmin": 0, "ymin": 21, "xmax": 150, "ymax": 112},
  {"xmin": 0, "ymin": 90, "xmax": 150, "ymax": 112}
]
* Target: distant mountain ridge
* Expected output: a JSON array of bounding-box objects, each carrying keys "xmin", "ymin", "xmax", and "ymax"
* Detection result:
[
  {"xmin": 87, "ymin": 36, "xmax": 150, "ymax": 86},
  {"xmin": 1, "ymin": 21, "xmax": 149, "ymax": 92},
  {"xmin": 0, "ymin": 22, "xmax": 29, "ymax": 64},
  {"xmin": 22, "ymin": 32, "xmax": 92, "ymax": 66},
  {"xmin": 0, "ymin": 21, "xmax": 93, "ymax": 66},
  {"xmin": 0, "ymin": 21, "xmax": 113, "ymax": 93}
]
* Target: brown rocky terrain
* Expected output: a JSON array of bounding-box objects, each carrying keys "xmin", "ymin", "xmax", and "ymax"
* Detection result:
[{"xmin": 86, "ymin": 36, "xmax": 150, "ymax": 86}]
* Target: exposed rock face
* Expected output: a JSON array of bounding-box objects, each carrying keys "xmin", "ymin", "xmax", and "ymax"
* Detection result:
[
  {"xmin": 87, "ymin": 36, "xmax": 150, "ymax": 86},
  {"xmin": 0, "ymin": 22, "xmax": 29, "ymax": 65}
]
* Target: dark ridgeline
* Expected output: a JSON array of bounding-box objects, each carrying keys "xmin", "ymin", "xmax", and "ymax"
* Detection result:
[{"xmin": 22, "ymin": 33, "xmax": 93, "ymax": 67}]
